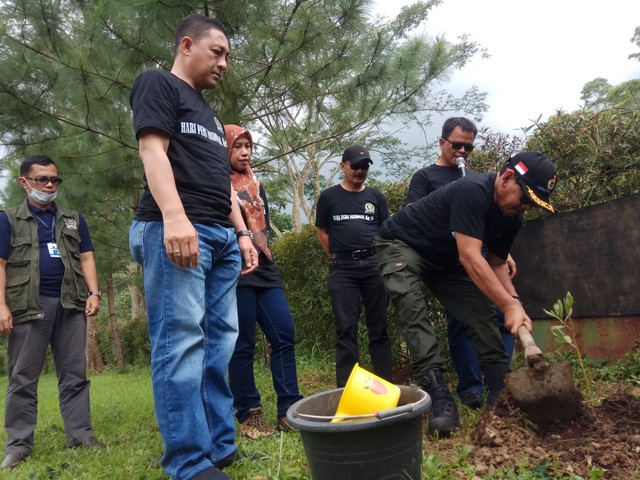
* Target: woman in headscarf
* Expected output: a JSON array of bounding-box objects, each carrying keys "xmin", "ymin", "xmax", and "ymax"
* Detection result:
[{"xmin": 225, "ymin": 124, "xmax": 303, "ymax": 439}]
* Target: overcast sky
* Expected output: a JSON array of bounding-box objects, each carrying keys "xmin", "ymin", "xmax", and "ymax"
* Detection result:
[{"xmin": 373, "ymin": 0, "xmax": 640, "ymax": 138}]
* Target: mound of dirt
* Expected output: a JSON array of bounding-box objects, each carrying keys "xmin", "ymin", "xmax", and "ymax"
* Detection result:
[
  {"xmin": 395, "ymin": 360, "xmax": 640, "ymax": 477},
  {"xmin": 467, "ymin": 391, "xmax": 640, "ymax": 478}
]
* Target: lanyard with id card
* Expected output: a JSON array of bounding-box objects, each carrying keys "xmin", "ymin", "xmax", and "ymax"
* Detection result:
[
  {"xmin": 48, "ymin": 242, "xmax": 61, "ymax": 258},
  {"xmin": 35, "ymin": 214, "xmax": 60, "ymax": 258}
]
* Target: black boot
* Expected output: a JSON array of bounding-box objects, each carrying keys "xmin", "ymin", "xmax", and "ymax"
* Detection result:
[
  {"xmin": 481, "ymin": 362, "xmax": 509, "ymax": 406},
  {"xmin": 420, "ymin": 369, "xmax": 460, "ymax": 437}
]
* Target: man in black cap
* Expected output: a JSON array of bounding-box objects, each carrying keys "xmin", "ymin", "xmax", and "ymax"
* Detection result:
[
  {"xmin": 375, "ymin": 151, "xmax": 557, "ymax": 437},
  {"xmin": 316, "ymin": 145, "xmax": 393, "ymax": 387}
]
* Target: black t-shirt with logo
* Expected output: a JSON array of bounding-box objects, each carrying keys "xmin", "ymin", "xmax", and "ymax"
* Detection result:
[
  {"xmin": 315, "ymin": 185, "xmax": 389, "ymax": 252},
  {"xmin": 379, "ymin": 173, "xmax": 522, "ymax": 268},
  {"xmin": 130, "ymin": 70, "xmax": 232, "ymax": 226}
]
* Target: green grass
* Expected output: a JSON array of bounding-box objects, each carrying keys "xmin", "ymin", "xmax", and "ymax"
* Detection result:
[
  {"xmin": 0, "ymin": 359, "xmax": 337, "ymax": 480},
  {"xmin": 0, "ymin": 367, "xmax": 165, "ymax": 479},
  {"xmin": 0, "ymin": 354, "xmax": 629, "ymax": 479}
]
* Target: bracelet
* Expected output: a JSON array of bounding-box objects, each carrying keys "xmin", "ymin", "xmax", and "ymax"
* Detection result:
[
  {"xmin": 512, "ymin": 295, "xmax": 524, "ymax": 306},
  {"xmin": 236, "ymin": 229, "xmax": 254, "ymax": 240}
]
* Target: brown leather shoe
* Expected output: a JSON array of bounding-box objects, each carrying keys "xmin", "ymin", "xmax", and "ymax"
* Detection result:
[
  {"xmin": 69, "ymin": 436, "xmax": 106, "ymax": 449},
  {"xmin": 277, "ymin": 416, "xmax": 294, "ymax": 432},
  {"xmin": 239, "ymin": 407, "xmax": 276, "ymax": 440},
  {"xmin": 0, "ymin": 452, "xmax": 29, "ymax": 469}
]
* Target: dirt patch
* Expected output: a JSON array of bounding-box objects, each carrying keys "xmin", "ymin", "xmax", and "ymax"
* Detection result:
[
  {"xmin": 395, "ymin": 359, "xmax": 640, "ymax": 477},
  {"xmin": 429, "ymin": 390, "xmax": 640, "ymax": 479}
]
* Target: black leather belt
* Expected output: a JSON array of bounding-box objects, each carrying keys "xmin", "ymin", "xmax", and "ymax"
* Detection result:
[{"xmin": 330, "ymin": 248, "xmax": 376, "ymax": 260}]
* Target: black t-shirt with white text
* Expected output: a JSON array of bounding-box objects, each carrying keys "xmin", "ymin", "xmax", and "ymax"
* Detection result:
[
  {"xmin": 130, "ymin": 70, "xmax": 232, "ymax": 226},
  {"xmin": 379, "ymin": 173, "xmax": 522, "ymax": 268},
  {"xmin": 315, "ymin": 185, "xmax": 389, "ymax": 253}
]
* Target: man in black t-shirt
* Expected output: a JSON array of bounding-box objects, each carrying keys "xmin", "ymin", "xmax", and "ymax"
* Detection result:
[
  {"xmin": 129, "ymin": 15, "xmax": 257, "ymax": 480},
  {"xmin": 376, "ymin": 151, "xmax": 557, "ymax": 437},
  {"xmin": 315, "ymin": 145, "xmax": 393, "ymax": 388},
  {"xmin": 407, "ymin": 117, "xmax": 516, "ymax": 411}
]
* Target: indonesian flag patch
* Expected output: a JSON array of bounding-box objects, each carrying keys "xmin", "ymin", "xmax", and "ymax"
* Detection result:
[{"xmin": 514, "ymin": 161, "xmax": 528, "ymax": 176}]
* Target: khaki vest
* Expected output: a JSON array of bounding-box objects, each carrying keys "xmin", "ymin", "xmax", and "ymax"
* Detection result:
[{"xmin": 3, "ymin": 200, "xmax": 88, "ymax": 324}]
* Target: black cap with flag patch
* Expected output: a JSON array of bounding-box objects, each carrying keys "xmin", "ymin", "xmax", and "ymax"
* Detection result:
[{"xmin": 506, "ymin": 151, "xmax": 557, "ymax": 213}]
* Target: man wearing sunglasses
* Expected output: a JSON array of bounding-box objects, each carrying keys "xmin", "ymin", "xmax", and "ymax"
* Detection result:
[
  {"xmin": 407, "ymin": 117, "xmax": 516, "ymax": 412},
  {"xmin": 0, "ymin": 155, "xmax": 104, "ymax": 469},
  {"xmin": 406, "ymin": 117, "xmax": 477, "ymax": 203},
  {"xmin": 315, "ymin": 145, "xmax": 393, "ymax": 388},
  {"xmin": 376, "ymin": 150, "xmax": 557, "ymax": 437}
]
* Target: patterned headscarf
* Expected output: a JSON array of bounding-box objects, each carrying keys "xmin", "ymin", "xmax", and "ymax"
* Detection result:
[{"xmin": 224, "ymin": 124, "xmax": 274, "ymax": 263}]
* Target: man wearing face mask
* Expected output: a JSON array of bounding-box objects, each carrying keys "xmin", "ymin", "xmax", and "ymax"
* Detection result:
[
  {"xmin": 315, "ymin": 145, "xmax": 393, "ymax": 388},
  {"xmin": 0, "ymin": 155, "xmax": 104, "ymax": 470}
]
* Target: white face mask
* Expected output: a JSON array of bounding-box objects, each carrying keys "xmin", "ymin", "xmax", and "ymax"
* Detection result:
[
  {"xmin": 30, "ymin": 188, "xmax": 57, "ymax": 205},
  {"xmin": 22, "ymin": 178, "xmax": 57, "ymax": 205}
]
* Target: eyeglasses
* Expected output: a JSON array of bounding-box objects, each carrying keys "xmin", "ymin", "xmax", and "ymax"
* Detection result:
[
  {"xmin": 26, "ymin": 176, "xmax": 63, "ymax": 186},
  {"xmin": 441, "ymin": 137, "xmax": 475, "ymax": 152},
  {"xmin": 347, "ymin": 162, "xmax": 370, "ymax": 171}
]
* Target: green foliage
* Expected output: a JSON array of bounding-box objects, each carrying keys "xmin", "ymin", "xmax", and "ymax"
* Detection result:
[
  {"xmin": 593, "ymin": 340, "xmax": 640, "ymax": 386},
  {"xmin": 93, "ymin": 284, "xmax": 150, "ymax": 368},
  {"xmin": 544, "ymin": 292, "xmax": 593, "ymax": 399},
  {"xmin": 271, "ymin": 225, "xmax": 334, "ymax": 360},
  {"xmin": 374, "ymin": 177, "xmax": 410, "ymax": 214},
  {"xmin": 473, "ymin": 127, "xmax": 528, "ymax": 169},
  {"xmin": 526, "ymin": 108, "xmax": 640, "ymax": 214},
  {"xmin": 96, "ymin": 317, "xmax": 150, "ymax": 368},
  {"xmin": 269, "ymin": 211, "xmax": 294, "ymax": 235},
  {"xmin": 630, "ymin": 25, "xmax": 640, "ymax": 61},
  {"xmin": 580, "ymin": 77, "xmax": 612, "ymax": 111},
  {"xmin": 0, "ymin": 0, "xmax": 489, "ymax": 235}
]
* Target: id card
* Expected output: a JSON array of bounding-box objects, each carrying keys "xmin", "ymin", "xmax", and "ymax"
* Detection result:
[{"xmin": 48, "ymin": 242, "xmax": 61, "ymax": 258}]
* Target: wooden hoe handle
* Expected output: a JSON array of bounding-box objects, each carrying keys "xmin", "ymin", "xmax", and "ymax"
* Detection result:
[{"xmin": 517, "ymin": 326, "xmax": 549, "ymax": 371}]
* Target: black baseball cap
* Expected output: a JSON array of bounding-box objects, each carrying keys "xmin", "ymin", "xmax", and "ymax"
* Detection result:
[
  {"xmin": 342, "ymin": 145, "xmax": 373, "ymax": 168},
  {"xmin": 506, "ymin": 151, "xmax": 557, "ymax": 213}
]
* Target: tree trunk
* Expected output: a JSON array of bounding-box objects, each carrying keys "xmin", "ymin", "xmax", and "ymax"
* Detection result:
[
  {"xmin": 86, "ymin": 314, "xmax": 105, "ymax": 371},
  {"xmin": 106, "ymin": 272, "xmax": 125, "ymax": 368}
]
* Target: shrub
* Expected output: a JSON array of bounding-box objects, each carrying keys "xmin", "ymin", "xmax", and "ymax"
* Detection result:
[
  {"xmin": 97, "ymin": 317, "xmax": 150, "ymax": 368},
  {"xmin": 271, "ymin": 225, "xmax": 334, "ymax": 361}
]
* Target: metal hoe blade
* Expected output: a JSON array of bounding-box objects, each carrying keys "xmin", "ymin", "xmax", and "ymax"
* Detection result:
[{"xmin": 505, "ymin": 326, "xmax": 580, "ymax": 423}]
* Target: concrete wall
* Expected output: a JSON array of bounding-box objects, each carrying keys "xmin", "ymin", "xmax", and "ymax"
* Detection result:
[{"xmin": 510, "ymin": 194, "xmax": 640, "ymax": 362}]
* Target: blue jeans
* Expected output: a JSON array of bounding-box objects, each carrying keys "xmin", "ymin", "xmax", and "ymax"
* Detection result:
[
  {"xmin": 129, "ymin": 220, "xmax": 240, "ymax": 480},
  {"xmin": 228, "ymin": 287, "xmax": 303, "ymax": 421},
  {"xmin": 447, "ymin": 309, "xmax": 515, "ymax": 397}
]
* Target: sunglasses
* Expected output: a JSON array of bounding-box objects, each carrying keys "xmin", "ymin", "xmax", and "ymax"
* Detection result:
[
  {"xmin": 519, "ymin": 184, "xmax": 533, "ymax": 206},
  {"xmin": 441, "ymin": 137, "xmax": 475, "ymax": 152},
  {"xmin": 347, "ymin": 161, "xmax": 370, "ymax": 171},
  {"xmin": 25, "ymin": 176, "xmax": 63, "ymax": 186}
]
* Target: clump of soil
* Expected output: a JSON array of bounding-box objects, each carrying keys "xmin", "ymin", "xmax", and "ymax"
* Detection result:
[
  {"xmin": 432, "ymin": 390, "xmax": 640, "ymax": 478},
  {"xmin": 394, "ymin": 359, "xmax": 640, "ymax": 477}
]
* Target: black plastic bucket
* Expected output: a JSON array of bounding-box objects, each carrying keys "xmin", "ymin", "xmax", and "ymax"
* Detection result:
[{"xmin": 286, "ymin": 385, "xmax": 431, "ymax": 479}]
